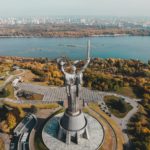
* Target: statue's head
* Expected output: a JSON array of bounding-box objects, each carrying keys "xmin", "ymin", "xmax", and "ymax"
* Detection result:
[{"xmin": 72, "ymin": 65, "xmax": 76, "ymax": 74}]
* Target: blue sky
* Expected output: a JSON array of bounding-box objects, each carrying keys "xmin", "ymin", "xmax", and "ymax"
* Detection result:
[{"xmin": 0, "ymin": 0, "xmax": 150, "ymax": 17}]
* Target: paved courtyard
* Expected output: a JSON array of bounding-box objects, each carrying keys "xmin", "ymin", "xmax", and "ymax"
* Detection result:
[{"xmin": 17, "ymin": 83, "xmax": 105, "ymax": 102}]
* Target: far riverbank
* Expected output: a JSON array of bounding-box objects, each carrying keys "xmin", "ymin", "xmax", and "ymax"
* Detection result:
[{"xmin": 0, "ymin": 34, "xmax": 150, "ymax": 38}]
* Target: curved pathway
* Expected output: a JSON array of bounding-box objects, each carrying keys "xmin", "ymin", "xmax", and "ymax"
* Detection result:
[{"xmin": 88, "ymin": 107, "xmax": 118, "ymax": 150}]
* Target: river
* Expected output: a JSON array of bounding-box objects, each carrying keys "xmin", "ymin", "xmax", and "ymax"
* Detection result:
[{"xmin": 0, "ymin": 36, "xmax": 149, "ymax": 62}]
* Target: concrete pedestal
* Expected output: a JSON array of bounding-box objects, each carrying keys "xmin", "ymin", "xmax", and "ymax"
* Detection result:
[
  {"xmin": 58, "ymin": 111, "xmax": 89, "ymax": 144},
  {"xmin": 42, "ymin": 113, "xmax": 104, "ymax": 150}
]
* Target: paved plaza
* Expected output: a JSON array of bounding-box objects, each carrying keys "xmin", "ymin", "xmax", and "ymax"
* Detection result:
[{"xmin": 17, "ymin": 83, "xmax": 105, "ymax": 102}]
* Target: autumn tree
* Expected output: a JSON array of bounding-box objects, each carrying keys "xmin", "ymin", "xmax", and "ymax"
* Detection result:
[
  {"xmin": 0, "ymin": 137, "xmax": 5, "ymax": 150},
  {"xmin": 7, "ymin": 112, "xmax": 17, "ymax": 129}
]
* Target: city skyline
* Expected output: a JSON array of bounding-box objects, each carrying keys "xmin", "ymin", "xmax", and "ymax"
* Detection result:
[{"xmin": 0, "ymin": 0, "xmax": 150, "ymax": 17}]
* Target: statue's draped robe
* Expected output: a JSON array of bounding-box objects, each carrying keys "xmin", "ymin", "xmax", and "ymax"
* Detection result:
[
  {"xmin": 64, "ymin": 73, "xmax": 83, "ymax": 113},
  {"xmin": 61, "ymin": 59, "xmax": 90, "ymax": 114}
]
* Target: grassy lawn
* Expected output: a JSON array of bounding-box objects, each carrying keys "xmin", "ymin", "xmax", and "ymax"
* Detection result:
[
  {"xmin": 20, "ymin": 93, "xmax": 44, "ymax": 100},
  {"xmin": 11, "ymin": 70, "xmax": 23, "ymax": 75},
  {"xmin": 3, "ymin": 101, "xmax": 59, "ymax": 109},
  {"xmin": 5, "ymin": 84, "xmax": 16, "ymax": 99},
  {"xmin": 0, "ymin": 72, "xmax": 6, "ymax": 76},
  {"xmin": 0, "ymin": 89, "xmax": 10, "ymax": 98},
  {"xmin": 104, "ymin": 95, "xmax": 133, "ymax": 118},
  {"xmin": 30, "ymin": 93, "xmax": 43, "ymax": 100},
  {"xmin": 31, "ymin": 94, "xmax": 43, "ymax": 100},
  {"xmin": 0, "ymin": 80, "xmax": 4, "ymax": 85},
  {"xmin": 0, "ymin": 103, "xmax": 3, "ymax": 108},
  {"xmin": 116, "ymin": 86, "xmax": 138, "ymax": 98},
  {"xmin": 34, "ymin": 135, "xmax": 48, "ymax": 150},
  {"xmin": 0, "ymin": 84, "xmax": 16, "ymax": 99}
]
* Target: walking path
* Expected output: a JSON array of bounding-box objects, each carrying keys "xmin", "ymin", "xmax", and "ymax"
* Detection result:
[
  {"xmin": 0, "ymin": 69, "xmax": 25, "ymax": 89},
  {"xmin": 110, "ymin": 96, "xmax": 139, "ymax": 143},
  {"xmin": 88, "ymin": 107, "xmax": 118, "ymax": 150}
]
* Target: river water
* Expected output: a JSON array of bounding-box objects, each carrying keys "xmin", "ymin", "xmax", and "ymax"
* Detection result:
[{"xmin": 0, "ymin": 36, "xmax": 149, "ymax": 62}]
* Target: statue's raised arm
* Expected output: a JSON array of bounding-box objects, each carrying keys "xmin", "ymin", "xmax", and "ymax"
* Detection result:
[
  {"xmin": 78, "ymin": 40, "xmax": 91, "ymax": 74},
  {"xmin": 60, "ymin": 61, "xmax": 66, "ymax": 75}
]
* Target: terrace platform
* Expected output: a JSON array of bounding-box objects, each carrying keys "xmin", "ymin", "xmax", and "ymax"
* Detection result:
[{"xmin": 42, "ymin": 113, "xmax": 104, "ymax": 150}]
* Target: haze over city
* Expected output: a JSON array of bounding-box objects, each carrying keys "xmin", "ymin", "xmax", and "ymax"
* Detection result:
[{"xmin": 0, "ymin": 0, "xmax": 150, "ymax": 17}]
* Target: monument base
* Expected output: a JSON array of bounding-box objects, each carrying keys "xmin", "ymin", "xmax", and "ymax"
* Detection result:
[
  {"xmin": 42, "ymin": 113, "xmax": 104, "ymax": 150},
  {"xmin": 58, "ymin": 110, "xmax": 89, "ymax": 144}
]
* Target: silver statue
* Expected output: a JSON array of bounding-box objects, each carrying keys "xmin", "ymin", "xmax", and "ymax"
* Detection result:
[{"xmin": 58, "ymin": 40, "xmax": 91, "ymax": 114}]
